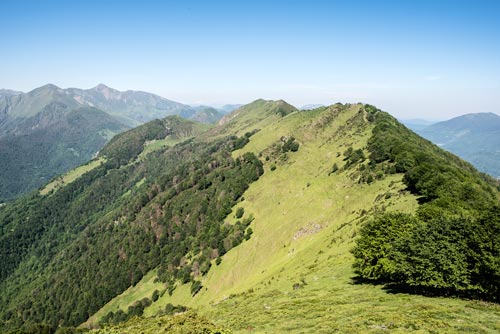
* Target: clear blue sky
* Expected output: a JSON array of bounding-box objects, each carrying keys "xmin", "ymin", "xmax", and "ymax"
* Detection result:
[{"xmin": 1, "ymin": 0, "xmax": 499, "ymax": 119}]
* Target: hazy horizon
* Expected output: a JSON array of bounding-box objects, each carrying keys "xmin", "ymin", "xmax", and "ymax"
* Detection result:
[{"xmin": 1, "ymin": 0, "xmax": 499, "ymax": 119}]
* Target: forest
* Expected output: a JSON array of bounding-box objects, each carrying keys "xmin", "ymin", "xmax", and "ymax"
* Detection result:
[
  {"xmin": 352, "ymin": 107, "xmax": 500, "ymax": 300},
  {"xmin": 0, "ymin": 117, "xmax": 262, "ymax": 333}
]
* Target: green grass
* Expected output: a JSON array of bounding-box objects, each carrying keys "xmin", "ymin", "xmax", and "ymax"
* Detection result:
[
  {"xmin": 138, "ymin": 138, "xmax": 183, "ymax": 160},
  {"xmin": 40, "ymin": 157, "xmax": 105, "ymax": 195},
  {"xmin": 84, "ymin": 270, "xmax": 163, "ymax": 326},
  {"xmin": 88, "ymin": 311, "xmax": 229, "ymax": 334},
  {"xmin": 85, "ymin": 104, "xmax": 500, "ymax": 333},
  {"xmin": 202, "ymin": 99, "xmax": 297, "ymax": 139}
]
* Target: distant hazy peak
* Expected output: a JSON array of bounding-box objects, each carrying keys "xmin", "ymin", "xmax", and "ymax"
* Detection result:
[
  {"xmin": 426, "ymin": 112, "xmax": 500, "ymax": 132},
  {"xmin": 300, "ymin": 104, "xmax": 325, "ymax": 110},
  {"xmin": 29, "ymin": 83, "xmax": 61, "ymax": 93},
  {"xmin": 93, "ymin": 83, "xmax": 112, "ymax": 91}
]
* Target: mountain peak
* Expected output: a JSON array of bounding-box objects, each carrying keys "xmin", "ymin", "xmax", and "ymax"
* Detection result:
[
  {"xmin": 37, "ymin": 83, "xmax": 61, "ymax": 92},
  {"xmin": 93, "ymin": 83, "xmax": 114, "ymax": 92},
  {"xmin": 26, "ymin": 84, "xmax": 65, "ymax": 98}
]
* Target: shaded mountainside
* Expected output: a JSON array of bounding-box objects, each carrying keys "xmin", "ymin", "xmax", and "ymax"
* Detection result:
[
  {"xmin": 0, "ymin": 105, "xmax": 128, "ymax": 201},
  {"xmin": 1, "ymin": 101, "xmax": 500, "ymax": 334},
  {"xmin": 189, "ymin": 107, "xmax": 224, "ymax": 124},
  {"xmin": 0, "ymin": 84, "xmax": 226, "ymax": 201},
  {"xmin": 0, "ymin": 89, "xmax": 22, "ymax": 100},
  {"xmin": 416, "ymin": 112, "xmax": 500, "ymax": 178}
]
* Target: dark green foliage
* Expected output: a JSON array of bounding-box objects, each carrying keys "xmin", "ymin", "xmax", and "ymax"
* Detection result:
[
  {"xmin": 190, "ymin": 280, "xmax": 203, "ymax": 296},
  {"xmin": 235, "ymin": 207, "xmax": 244, "ymax": 219},
  {"xmin": 0, "ymin": 106, "xmax": 127, "ymax": 201},
  {"xmin": 151, "ymin": 290, "xmax": 160, "ymax": 302},
  {"xmin": 343, "ymin": 147, "xmax": 365, "ymax": 167},
  {"xmin": 230, "ymin": 130, "xmax": 259, "ymax": 151},
  {"xmin": 354, "ymin": 209, "xmax": 500, "ymax": 300},
  {"xmin": 282, "ymin": 136, "xmax": 300, "ymax": 153},
  {"xmin": 163, "ymin": 303, "xmax": 187, "ymax": 315},
  {"xmin": 390, "ymin": 217, "xmax": 472, "ymax": 290},
  {"xmin": 352, "ymin": 213, "xmax": 417, "ymax": 281},
  {"xmin": 244, "ymin": 227, "xmax": 253, "ymax": 241},
  {"xmin": 0, "ymin": 120, "xmax": 263, "ymax": 331},
  {"xmin": 353, "ymin": 108, "xmax": 500, "ymax": 300},
  {"xmin": 101, "ymin": 298, "xmax": 153, "ymax": 325}
]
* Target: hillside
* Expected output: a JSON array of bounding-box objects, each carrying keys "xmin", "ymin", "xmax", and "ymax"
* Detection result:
[
  {"xmin": 417, "ymin": 112, "xmax": 500, "ymax": 178},
  {"xmin": 0, "ymin": 89, "xmax": 22, "ymax": 99},
  {"xmin": 0, "ymin": 84, "xmax": 226, "ymax": 201},
  {"xmin": 1, "ymin": 102, "xmax": 499, "ymax": 334},
  {"xmin": 0, "ymin": 104, "xmax": 128, "ymax": 201},
  {"xmin": 189, "ymin": 107, "xmax": 224, "ymax": 124}
]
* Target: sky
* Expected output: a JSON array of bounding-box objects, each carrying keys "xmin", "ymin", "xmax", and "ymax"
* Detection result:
[{"xmin": 1, "ymin": 0, "xmax": 499, "ymax": 119}]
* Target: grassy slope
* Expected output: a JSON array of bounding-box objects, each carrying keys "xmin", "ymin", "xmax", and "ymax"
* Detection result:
[
  {"xmin": 86, "ymin": 104, "xmax": 500, "ymax": 333},
  {"xmin": 39, "ymin": 157, "xmax": 105, "ymax": 195},
  {"xmin": 88, "ymin": 311, "xmax": 227, "ymax": 334}
]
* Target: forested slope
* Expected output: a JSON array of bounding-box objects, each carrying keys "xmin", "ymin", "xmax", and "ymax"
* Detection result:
[{"xmin": 0, "ymin": 116, "xmax": 261, "ymax": 332}]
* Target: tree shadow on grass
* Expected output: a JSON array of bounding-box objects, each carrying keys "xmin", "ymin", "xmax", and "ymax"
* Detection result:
[{"xmin": 350, "ymin": 276, "xmax": 497, "ymax": 303}]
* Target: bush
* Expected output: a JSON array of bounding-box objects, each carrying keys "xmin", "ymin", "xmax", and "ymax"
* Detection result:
[
  {"xmin": 190, "ymin": 280, "xmax": 203, "ymax": 296},
  {"xmin": 282, "ymin": 137, "xmax": 300, "ymax": 152},
  {"xmin": 152, "ymin": 289, "xmax": 160, "ymax": 302},
  {"xmin": 164, "ymin": 303, "xmax": 187, "ymax": 315},
  {"xmin": 353, "ymin": 208, "xmax": 500, "ymax": 300},
  {"xmin": 245, "ymin": 227, "xmax": 253, "ymax": 240},
  {"xmin": 235, "ymin": 207, "xmax": 244, "ymax": 219}
]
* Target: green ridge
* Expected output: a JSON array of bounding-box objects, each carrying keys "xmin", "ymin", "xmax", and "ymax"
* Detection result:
[{"xmin": 1, "ymin": 102, "xmax": 500, "ymax": 334}]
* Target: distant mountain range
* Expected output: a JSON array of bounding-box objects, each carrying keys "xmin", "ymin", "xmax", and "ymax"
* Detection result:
[
  {"xmin": 300, "ymin": 103, "xmax": 325, "ymax": 110},
  {"xmin": 0, "ymin": 89, "xmax": 21, "ymax": 99},
  {"xmin": 400, "ymin": 118, "xmax": 436, "ymax": 131},
  {"xmin": 0, "ymin": 84, "xmax": 230, "ymax": 201},
  {"xmin": 407, "ymin": 112, "xmax": 500, "ymax": 178}
]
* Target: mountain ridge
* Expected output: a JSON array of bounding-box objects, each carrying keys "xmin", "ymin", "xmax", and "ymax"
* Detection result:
[{"xmin": 1, "ymin": 101, "xmax": 499, "ymax": 333}]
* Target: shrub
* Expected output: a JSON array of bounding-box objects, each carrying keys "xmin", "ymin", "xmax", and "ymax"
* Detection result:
[
  {"xmin": 190, "ymin": 280, "xmax": 203, "ymax": 296},
  {"xmin": 152, "ymin": 289, "xmax": 160, "ymax": 302},
  {"xmin": 235, "ymin": 207, "xmax": 244, "ymax": 218}
]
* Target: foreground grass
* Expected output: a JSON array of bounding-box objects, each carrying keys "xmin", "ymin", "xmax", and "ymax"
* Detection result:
[{"xmin": 89, "ymin": 311, "xmax": 229, "ymax": 334}]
